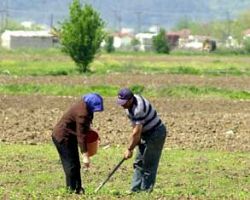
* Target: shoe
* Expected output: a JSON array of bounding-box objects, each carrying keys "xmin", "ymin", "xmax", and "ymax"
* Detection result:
[
  {"xmin": 125, "ymin": 190, "xmax": 134, "ymax": 195},
  {"xmin": 75, "ymin": 187, "xmax": 85, "ymax": 195},
  {"xmin": 125, "ymin": 190, "xmax": 140, "ymax": 195}
]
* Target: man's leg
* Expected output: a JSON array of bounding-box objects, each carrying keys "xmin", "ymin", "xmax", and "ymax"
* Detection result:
[
  {"xmin": 130, "ymin": 142, "xmax": 146, "ymax": 192},
  {"xmin": 141, "ymin": 125, "xmax": 167, "ymax": 191}
]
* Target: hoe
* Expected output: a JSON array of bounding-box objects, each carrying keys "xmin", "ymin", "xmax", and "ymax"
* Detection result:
[{"xmin": 95, "ymin": 157, "xmax": 126, "ymax": 193}]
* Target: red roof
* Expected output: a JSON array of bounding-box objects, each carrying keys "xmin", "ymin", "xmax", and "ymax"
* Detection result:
[
  {"xmin": 167, "ymin": 29, "xmax": 191, "ymax": 38},
  {"xmin": 112, "ymin": 32, "xmax": 134, "ymax": 38},
  {"xmin": 243, "ymin": 29, "xmax": 250, "ymax": 35}
]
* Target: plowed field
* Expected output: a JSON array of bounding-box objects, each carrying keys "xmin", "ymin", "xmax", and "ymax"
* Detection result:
[{"xmin": 1, "ymin": 74, "xmax": 249, "ymax": 152}]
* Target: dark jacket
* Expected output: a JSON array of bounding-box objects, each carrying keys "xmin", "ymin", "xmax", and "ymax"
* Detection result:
[{"xmin": 52, "ymin": 99, "xmax": 93, "ymax": 153}]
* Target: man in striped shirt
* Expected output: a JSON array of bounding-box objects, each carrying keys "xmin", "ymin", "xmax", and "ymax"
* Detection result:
[{"xmin": 117, "ymin": 88, "xmax": 167, "ymax": 193}]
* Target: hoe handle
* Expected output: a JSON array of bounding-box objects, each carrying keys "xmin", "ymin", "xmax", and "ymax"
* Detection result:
[{"xmin": 95, "ymin": 157, "xmax": 126, "ymax": 193}]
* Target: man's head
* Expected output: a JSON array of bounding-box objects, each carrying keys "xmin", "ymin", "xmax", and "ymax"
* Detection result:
[
  {"xmin": 83, "ymin": 93, "xmax": 104, "ymax": 113},
  {"xmin": 117, "ymin": 88, "xmax": 134, "ymax": 109}
]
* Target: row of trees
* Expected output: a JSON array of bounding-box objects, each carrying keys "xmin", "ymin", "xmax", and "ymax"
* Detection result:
[{"xmin": 174, "ymin": 10, "xmax": 250, "ymax": 42}]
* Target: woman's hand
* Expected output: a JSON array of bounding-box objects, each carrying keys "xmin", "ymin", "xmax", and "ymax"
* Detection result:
[{"xmin": 83, "ymin": 153, "xmax": 90, "ymax": 168}]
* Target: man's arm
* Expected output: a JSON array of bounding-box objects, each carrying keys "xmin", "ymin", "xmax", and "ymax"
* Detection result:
[{"xmin": 124, "ymin": 124, "xmax": 143, "ymax": 159}]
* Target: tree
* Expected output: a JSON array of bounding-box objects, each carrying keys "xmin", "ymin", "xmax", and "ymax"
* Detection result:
[
  {"xmin": 243, "ymin": 38, "xmax": 250, "ymax": 53},
  {"xmin": 60, "ymin": 0, "xmax": 105, "ymax": 73},
  {"xmin": 104, "ymin": 35, "xmax": 115, "ymax": 53},
  {"xmin": 131, "ymin": 38, "xmax": 140, "ymax": 51},
  {"xmin": 173, "ymin": 9, "xmax": 250, "ymax": 42},
  {"xmin": 152, "ymin": 28, "xmax": 170, "ymax": 54}
]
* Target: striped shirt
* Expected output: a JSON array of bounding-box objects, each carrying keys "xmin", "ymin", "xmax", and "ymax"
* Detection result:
[{"xmin": 126, "ymin": 95, "xmax": 162, "ymax": 133}]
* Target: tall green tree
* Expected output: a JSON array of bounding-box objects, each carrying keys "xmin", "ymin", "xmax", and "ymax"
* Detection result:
[
  {"xmin": 152, "ymin": 28, "xmax": 170, "ymax": 54},
  {"xmin": 104, "ymin": 35, "xmax": 115, "ymax": 53},
  {"xmin": 60, "ymin": 0, "xmax": 105, "ymax": 73},
  {"xmin": 131, "ymin": 38, "xmax": 140, "ymax": 51},
  {"xmin": 243, "ymin": 38, "xmax": 250, "ymax": 53}
]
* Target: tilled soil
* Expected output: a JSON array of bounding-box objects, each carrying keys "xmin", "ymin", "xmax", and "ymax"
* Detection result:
[{"xmin": 1, "ymin": 94, "xmax": 249, "ymax": 152}]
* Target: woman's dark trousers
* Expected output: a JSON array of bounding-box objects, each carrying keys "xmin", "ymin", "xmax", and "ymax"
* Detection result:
[{"xmin": 52, "ymin": 135, "xmax": 83, "ymax": 193}]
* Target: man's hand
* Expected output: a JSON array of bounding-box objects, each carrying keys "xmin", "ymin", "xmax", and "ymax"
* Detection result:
[
  {"xmin": 83, "ymin": 153, "xmax": 90, "ymax": 168},
  {"xmin": 124, "ymin": 149, "xmax": 133, "ymax": 160}
]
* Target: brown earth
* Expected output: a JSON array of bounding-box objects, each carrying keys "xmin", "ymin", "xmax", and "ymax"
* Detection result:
[
  {"xmin": 1, "ymin": 74, "xmax": 250, "ymax": 152},
  {"xmin": 1, "ymin": 94, "xmax": 249, "ymax": 152}
]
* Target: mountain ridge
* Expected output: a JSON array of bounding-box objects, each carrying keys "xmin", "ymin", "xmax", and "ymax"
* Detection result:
[{"xmin": 1, "ymin": 0, "xmax": 250, "ymax": 30}]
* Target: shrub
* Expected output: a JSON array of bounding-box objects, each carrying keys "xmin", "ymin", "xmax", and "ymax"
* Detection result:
[
  {"xmin": 243, "ymin": 38, "xmax": 250, "ymax": 53},
  {"xmin": 131, "ymin": 38, "xmax": 140, "ymax": 51},
  {"xmin": 104, "ymin": 35, "xmax": 115, "ymax": 53},
  {"xmin": 152, "ymin": 28, "xmax": 170, "ymax": 54}
]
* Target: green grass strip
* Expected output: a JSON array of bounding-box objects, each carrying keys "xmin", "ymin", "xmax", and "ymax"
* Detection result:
[
  {"xmin": 2, "ymin": 63, "xmax": 249, "ymax": 76},
  {"xmin": 94, "ymin": 61, "xmax": 248, "ymax": 76},
  {"xmin": 0, "ymin": 60, "xmax": 77, "ymax": 76},
  {"xmin": 0, "ymin": 84, "xmax": 119, "ymax": 96},
  {"xmin": 153, "ymin": 85, "xmax": 250, "ymax": 100},
  {"xmin": 165, "ymin": 66, "xmax": 250, "ymax": 76},
  {"xmin": 0, "ymin": 83, "xmax": 250, "ymax": 100},
  {"xmin": 1, "ymin": 57, "xmax": 250, "ymax": 76}
]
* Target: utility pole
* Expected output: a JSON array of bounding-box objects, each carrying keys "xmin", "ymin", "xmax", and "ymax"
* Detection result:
[
  {"xmin": 5, "ymin": 0, "xmax": 9, "ymax": 29},
  {"xmin": 112, "ymin": 9, "xmax": 119, "ymax": 32},
  {"xmin": 117, "ymin": 13, "xmax": 122, "ymax": 32},
  {"xmin": 136, "ymin": 11, "xmax": 142, "ymax": 33},
  {"xmin": 0, "ymin": 11, "xmax": 3, "ymax": 32},
  {"xmin": 50, "ymin": 14, "xmax": 54, "ymax": 28},
  {"xmin": 0, "ymin": 0, "xmax": 7, "ymax": 32},
  {"xmin": 226, "ymin": 10, "xmax": 231, "ymax": 38}
]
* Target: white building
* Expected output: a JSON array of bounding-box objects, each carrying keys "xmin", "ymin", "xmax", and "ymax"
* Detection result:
[
  {"xmin": 1, "ymin": 30, "xmax": 56, "ymax": 49},
  {"xmin": 180, "ymin": 35, "xmax": 205, "ymax": 50},
  {"xmin": 113, "ymin": 32, "xmax": 134, "ymax": 50},
  {"xmin": 135, "ymin": 33, "xmax": 157, "ymax": 51},
  {"xmin": 148, "ymin": 26, "xmax": 159, "ymax": 34},
  {"xmin": 225, "ymin": 36, "xmax": 241, "ymax": 48}
]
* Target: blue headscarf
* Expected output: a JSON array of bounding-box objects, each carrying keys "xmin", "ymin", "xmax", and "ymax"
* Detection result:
[{"xmin": 83, "ymin": 93, "xmax": 104, "ymax": 113}]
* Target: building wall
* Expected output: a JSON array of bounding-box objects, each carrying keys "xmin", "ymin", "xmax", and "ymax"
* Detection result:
[
  {"xmin": 1, "ymin": 37, "xmax": 10, "ymax": 49},
  {"xmin": 9, "ymin": 36, "xmax": 54, "ymax": 49}
]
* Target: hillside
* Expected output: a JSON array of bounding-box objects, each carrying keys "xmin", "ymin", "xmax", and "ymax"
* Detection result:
[{"xmin": 1, "ymin": 0, "xmax": 250, "ymax": 30}]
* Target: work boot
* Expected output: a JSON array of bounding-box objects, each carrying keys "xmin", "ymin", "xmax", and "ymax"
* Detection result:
[
  {"xmin": 75, "ymin": 187, "xmax": 85, "ymax": 195},
  {"xmin": 125, "ymin": 190, "xmax": 134, "ymax": 195},
  {"xmin": 125, "ymin": 189, "xmax": 140, "ymax": 195}
]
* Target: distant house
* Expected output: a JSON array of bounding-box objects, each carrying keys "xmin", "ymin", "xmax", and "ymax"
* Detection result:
[
  {"xmin": 166, "ymin": 33, "xmax": 180, "ymax": 48},
  {"xmin": 113, "ymin": 32, "xmax": 134, "ymax": 50},
  {"xmin": 180, "ymin": 35, "xmax": 210, "ymax": 50},
  {"xmin": 1, "ymin": 30, "xmax": 57, "ymax": 49},
  {"xmin": 135, "ymin": 32, "xmax": 157, "ymax": 51},
  {"xmin": 225, "ymin": 36, "xmax": 241, "ymax": 48},
  {"xmin": 243, "ymin": 29, "xmax": 250, "ymax": 39},
  {"xmin": 167, "ymin": 29, "xmax": 191, "ymax": 48}
]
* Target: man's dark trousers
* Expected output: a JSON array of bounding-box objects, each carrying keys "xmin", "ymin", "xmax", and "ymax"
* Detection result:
[{"xmin": 131, "ymin": 124, "xmax": 167, "ymax": 192}]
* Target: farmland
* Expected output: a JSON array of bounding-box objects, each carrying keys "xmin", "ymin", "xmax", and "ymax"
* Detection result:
[{"xmin": 0, "ymin": 50, "xmax": 249, "ymax": 199}]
